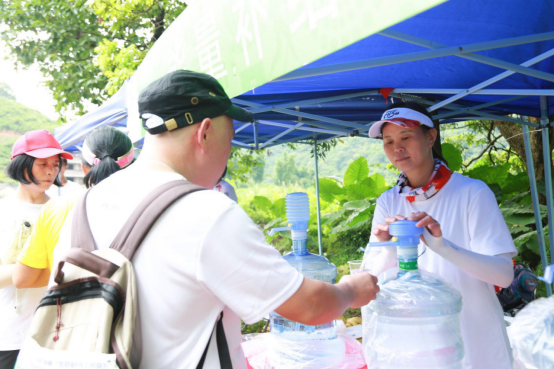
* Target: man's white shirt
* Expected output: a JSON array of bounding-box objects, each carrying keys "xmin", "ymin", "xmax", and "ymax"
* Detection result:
[{"xmin": 52, "ymin": 162, "xmax": 303, "ymax": 368}]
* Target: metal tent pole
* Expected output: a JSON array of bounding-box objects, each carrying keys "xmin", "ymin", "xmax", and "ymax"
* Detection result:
[
  {"xmin": 253, "ymin": 121, "xmax": 259, "ymax": 150},
  {"xmin": 540, "ymin": 96, "xmax": 554, "ymax": 274},
  {"xmin": 313, "ymin": 140, "xmax": 323, "ymax": 256},
  {"xmin": 522, "ymin": 121, "xmax": 552, "ymax": 296}
]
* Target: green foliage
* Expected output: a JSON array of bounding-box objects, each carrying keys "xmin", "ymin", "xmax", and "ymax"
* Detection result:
[
  {"xmin": 320, "ymin": 159, "xmax": 388, "ymax": 242},
  {"xmin": 0, "ymin": 97, "xmax": 58, "ymax": 134},
  {"xmin": 1, "ymin": 0, "xmax": 110, "ymax": 117},
  {"xmin": 0, "ymin": 0, "xmax": 186, "ymax": 119},
  {"xmin": 344, "ymin": 157, "xmax": 369, "ymax": 186},
  {"xmin": 229, "ymin": 148, "xmax": 265, "ymax": 183},
  {"xmin": 317, "ymin": 178, "xmax": 343, "ymax": 203},
  {"xmin": 239, "ymin": 135, "xmax": 550, "ymax": 298},
  {"xmin": 250, "ymin": 156, "xmax": 265, "ymax": 183},
  {"xmin": 441, "ymin": 143, "xmax": 463, "ymax": 171},
  {"xmin": 94, "ymin": 40, "xmax": 146, "ymax": 96},
  {"xmin": 273, "ymin": 152, "xmax": 314, "ymax": 186},
  {"xmin": 0, "ymin": 97, "xmax": 58, "ymax": 183},
  {"xmin": 465, "ymin": 163, "xmax": 511, "ymax": 186},
  {"xmin": 0, "ymin": 83, "xmax": 15, "ymax": 100}
]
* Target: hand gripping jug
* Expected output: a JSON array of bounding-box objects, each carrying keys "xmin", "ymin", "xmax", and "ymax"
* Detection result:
[
  {"xmin": 268, "ymin": 192, "xmax": 338, "ymax": 341},
  {"xmin": 362, "ymin": 221, "xmax": 464, "ymax": 369}
]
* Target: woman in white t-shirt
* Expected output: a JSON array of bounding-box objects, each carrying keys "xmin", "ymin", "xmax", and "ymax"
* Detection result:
[
  {"xmin": 365, "ymin": 102, "xmax": 516, "ymax": 369},
  {"xmin": 0, "ymin": 130, "xmax": 72, "ymax": 368}
]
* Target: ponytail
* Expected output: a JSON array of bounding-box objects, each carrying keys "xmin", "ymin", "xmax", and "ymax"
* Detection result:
[{"xmin": 82, "ymin": 126, "xmax": 134, "ymax": 188}]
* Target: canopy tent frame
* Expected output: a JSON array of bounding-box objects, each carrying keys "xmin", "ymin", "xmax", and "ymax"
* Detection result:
[
  {"xmin": 227, "ymin": 25, "xmax": 554, "ymax": 295},
  {"xmin": 53, "ymin": 1, "xmax": 554, "ymax": 294}
]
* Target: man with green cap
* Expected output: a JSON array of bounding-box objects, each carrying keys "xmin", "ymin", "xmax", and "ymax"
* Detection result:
[{"xmin": 55, "ymin": 70, "xmax": 379, "ymax": 368}]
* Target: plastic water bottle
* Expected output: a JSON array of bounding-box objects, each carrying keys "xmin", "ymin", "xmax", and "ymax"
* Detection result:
[
  {"xmin": 268, "ymin": 193, "xmax": 338, "ymax": 341},
  {"xmin": 362, "ymin": 221, "xmax": 464, "ymax": 368}
]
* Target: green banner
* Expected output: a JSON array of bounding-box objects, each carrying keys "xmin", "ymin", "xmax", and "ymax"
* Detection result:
[{"xmin": 127, "ymin": 0, "xmax": 446, "ymax": 141}]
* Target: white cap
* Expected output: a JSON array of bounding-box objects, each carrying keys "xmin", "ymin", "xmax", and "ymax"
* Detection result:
[{"xmin": 369, "ymin": 107, "xmax": 434, "ymax": 138}]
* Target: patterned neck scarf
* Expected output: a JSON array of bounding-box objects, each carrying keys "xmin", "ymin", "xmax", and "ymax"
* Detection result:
[{"xmin": 395, "ymin": 158, "xmax": 453, "ymax": 202}]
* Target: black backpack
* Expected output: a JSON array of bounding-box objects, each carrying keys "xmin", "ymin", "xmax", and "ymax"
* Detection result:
[{"xmin": 496, "ymin": 264, "xmax": 539, "ymax": 317}]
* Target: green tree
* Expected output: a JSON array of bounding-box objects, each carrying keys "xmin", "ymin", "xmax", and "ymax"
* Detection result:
[
  {"xmin": 0, "ymin": 96, "xmax": 58, "ymax": 184},
  {"xmin": 251, "ymin": 155, "xmax": 265, "ymax": 183},
  {"xmin": 0, "ymin": 1, "xmax": 265, "ymax": 181},
  {"xmin": 274, "ymin": 152, "xmax": 297, "ymax": 185},
  {"xmin": 273, "ymin": 151, "xmax": 315, "ymax": 186},
  {"xmin": 0, "ymin": 0, "xmax": 186, "ymax": 119}
]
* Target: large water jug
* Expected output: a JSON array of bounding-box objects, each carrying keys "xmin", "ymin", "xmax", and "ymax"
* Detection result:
[
  {"xmin": 362, "ymin": 221, "xmax": 464, "ymax": 368},
  {"xmin": 268, "ymin": 192, "xmax": 338, "ymax": 341}
]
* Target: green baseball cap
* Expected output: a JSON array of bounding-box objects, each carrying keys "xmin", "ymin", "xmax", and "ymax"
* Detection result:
[{"xmin": 138, "ymin": 70, "xmax": 253, "ymax": 135}]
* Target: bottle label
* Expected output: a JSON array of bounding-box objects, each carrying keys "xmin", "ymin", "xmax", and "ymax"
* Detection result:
[{"xmin": 399, "ymin": 260, "xmax": 418, "ymax": 270}]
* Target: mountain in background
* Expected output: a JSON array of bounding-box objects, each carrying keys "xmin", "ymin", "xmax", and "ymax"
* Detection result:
[{"xmin": 0, "ymin": 96, "xmax": 58, "ymax": 183}]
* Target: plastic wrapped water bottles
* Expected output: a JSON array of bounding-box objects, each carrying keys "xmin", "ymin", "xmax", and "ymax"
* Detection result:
[
  {"xmin": 362, "ymin": 221, "xmax": 464, "ymax": 368},
  {"xmin": 511, "ymin": 295, "xmax": 554, "ymax": 368}
]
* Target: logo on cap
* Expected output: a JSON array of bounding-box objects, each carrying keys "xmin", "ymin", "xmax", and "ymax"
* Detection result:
[{"xmin": 384, "ymin": 109, "xmax": 400, "ymax": 119}]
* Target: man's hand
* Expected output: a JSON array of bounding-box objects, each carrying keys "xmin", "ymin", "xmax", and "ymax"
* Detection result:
[
  {"xmin": 276, "ymin": 272, "xmax": 380, "ymax": 326},
  {"xmin": 337, "ymin": 272, "xmax": 380, "ymax": 308}
]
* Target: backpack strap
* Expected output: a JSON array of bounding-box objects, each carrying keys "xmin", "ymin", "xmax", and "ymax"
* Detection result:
[
  {"xmin": 196, "ymin": 312, "xmax": 233, "ymax": 369},
  {"xmin": 65, "ymin": 180, "xmax": 233, "ymax": 367},
  {"xmin": 108, "ymin": 180, "xmax": 205, "ymax": 260},
  {"xmin": 53, "ymin": 191, "xmax": 118, "ymax": 284},
  {"xmin": 54, "ymin": 248, "xmax": 120, "ymax": 285},
  {"xmin": 71, "ymin": 190, "xmax": 96, "ymax": 252},
  {"xmin": 58, "ymin": 181, "xmax": 203, "ymax": 283}
]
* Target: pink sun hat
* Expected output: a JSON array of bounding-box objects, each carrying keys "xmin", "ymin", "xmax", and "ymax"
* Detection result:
[{"xmin": 11, "ymin": 129, "xmax": 73, "ymax": 160}]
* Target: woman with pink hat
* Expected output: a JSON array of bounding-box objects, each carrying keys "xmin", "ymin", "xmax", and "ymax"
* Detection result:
[{"xmin": 0, "ymin": 129, "xmax": 72, "ymax": 367}]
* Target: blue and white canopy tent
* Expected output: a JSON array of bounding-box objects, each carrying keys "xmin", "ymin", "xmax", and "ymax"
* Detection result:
[
  {"xmin": 54, "ymin": 81, "xmax": 129, "ymax": 152},
  {"xmin": 54, "ymin": 0, "xmax": 554, "ymax": 294}
]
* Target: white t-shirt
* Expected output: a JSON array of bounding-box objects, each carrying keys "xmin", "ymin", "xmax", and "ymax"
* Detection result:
[
  {"xmin": 46, "ymin": 180, "xmax": 84, "ymax": 198},
  {"xmin": 213, "ymin": 179, "xmax": 238, "ymax": 203},
  {"xmin": 368, "ymin": 173, "xmax": 516, "ymax": 369},
  {"xmin": 0, "ymin": 195, "xmax": 47, "ymax": 350},
  {"xmin": 52, "ymin": 163, "xmax": 303, "ymax": 368}
]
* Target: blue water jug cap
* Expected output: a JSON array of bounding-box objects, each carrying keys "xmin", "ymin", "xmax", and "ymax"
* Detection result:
[{"xmin": 389, "ymin": 220, "xmax": 424, "ymax": 238}]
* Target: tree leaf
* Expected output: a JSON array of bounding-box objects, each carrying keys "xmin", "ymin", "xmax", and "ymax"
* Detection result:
[
  {"xmin": 465, "ymin": 163, "xmax": 510, "ymax": 186},
  {"xmin": 501, "ymin": 172, "xmax": 530, "ymax": 195},
  {"xmin": 524, "ymin": 234, "xmax": 541, "ymax": 256},
  {"xmin": 504, "ymin": 214, "xmax": 538, "ymax": 226},
  {"xmin": 272, "ymin": 198, "xmax": 286, "ymax": 219},
  {"xmin": 318, "ymin": 178, "xmax": 344, "ymax": 203},
  {"xmin": 321, "ymin": 209, "xmax": 346, "ymax": 225},
  {"xmin": 501, "ymin": 205, "xmax": 534, "ymax": 216},
  {"xmin": 348, "ymin": 208, "xmax": 373, "ymax": 226},
  {"xmin": 369, "ymin": 173, "xmax": 387, "ymax": 189},
  {"xmin": 253, "ymin": 196, "xmax": 273, "ymax": 212},
  {"xmin": 487, "ymin": 183, "xmax": 503, "ymax": 204},
  {"xmin": 343, "ymin": 200, "xmax": 372, "ymax": 210},
  {"xmin": 508, "ymin": 225, "xmax": 532, "ymax": 235},
  {"xmin": 344, "ymin": 157, "xmax": 369, "ymax": 186},
  {"xmin": 513, "ymin": 230, "xmax": 538, "ymax": 246},
  {"xmin": 263, "ymin": 217, "xmax": 285, "ymax": 231},
  {"xmin": 441, "ymin": 143, "xmax": 463, "ymax": 172},
  {"xmin": 345, "ymin": 183, "xmax": 377, "ymax": 201}
]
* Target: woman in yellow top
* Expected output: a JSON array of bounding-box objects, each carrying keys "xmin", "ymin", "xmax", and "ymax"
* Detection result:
[
  {"xmin": 0, "ymin": 130, "xmax": 71, "ymax": 368},
  {"xmin": 13, "ymin": 126, "xmax": 135, "ymax": 288}
]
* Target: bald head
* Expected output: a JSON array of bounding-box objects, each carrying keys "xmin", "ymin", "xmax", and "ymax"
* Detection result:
[{"xmin": 140, "ymin": 115, "xmax": 234, "ymax": 188}]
